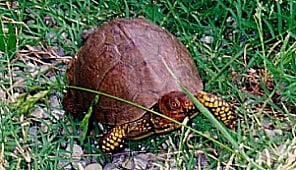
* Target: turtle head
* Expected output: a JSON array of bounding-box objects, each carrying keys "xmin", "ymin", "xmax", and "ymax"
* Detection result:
[{"xmin": 158, "ymin": 91, "xmax": 197, "ymax": 122}]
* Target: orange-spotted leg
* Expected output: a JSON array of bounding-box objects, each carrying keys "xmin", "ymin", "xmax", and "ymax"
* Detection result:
[
  {"xmin": 100, "ymin": 125, "xmax": 126, "ymax": 153},
  {"xmin": 100, "ymin": 114, "xmax": 155, "ymax": 153},
  {"xmin": 196, "ymin": 91, "xmax": 237, "ymax": 129}
]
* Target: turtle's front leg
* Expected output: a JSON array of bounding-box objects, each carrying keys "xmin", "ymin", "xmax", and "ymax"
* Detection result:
[{"xmin": 196, "ymin": 91, "xmax": 237, "ymax": 129}]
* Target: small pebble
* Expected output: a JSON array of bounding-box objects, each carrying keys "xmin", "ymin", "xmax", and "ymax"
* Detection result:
[
  {"xmin": 66, "ymin": 143, "xmax": 83, "ymax": 160},
  {"xmin": 51, "ymin": 109, "xmax": 65, "ymax": 121},
  {"xmin": 65, "ymin": 144, "xmax": 84, "ymax": 170},
  {"xmin": 28, "ymin": 126, "xmax": 39, "ymax": 136},
  {"xmin": 123, "ymin": 157, "xmax": 135, "ymax": 169},
  {"xmin": 134, "ymin": 153, "xmax": 153, "ymax": 169},
  {"xmin": 103, "ymin": 163, "xmax": 120, "ymax": 170},
  {"xmin": 264, "ymin": 129, "xmax": 282, "ymax": 139},
  {"xmin": 43, "ymin": 15, "xmax": 56, "ymax": 27},
  {"xmin": 31, "ymin": 107, "xmax": 49, "ymax": 119},
  {"xmin": 200, "ymin": 35, "xmax": 214, "ymax": 44},
  {"xmin": 85, "ymin": 163, "xmax": 103, "ymax": 170},
  {"xmin": 40, "ymin": 122, "xmax": 49, "ymax": 133},
  {"xmin": 60, "ymin": 141, "xmax": 67, "ymax": 148},
  {"xmin": 161, "ymin": 142, "xmax": 168, "ymax": 150},
  {"xmin": 49, "ymin": 95, "xmax": 60, "ymax": 108},
  {"xmin": 55, "ymin": 47, "xmax": 65, "ymax": 57},
  {"xmin": 57, "ymin": 159, "xmax": 72, "ymax": 170}
]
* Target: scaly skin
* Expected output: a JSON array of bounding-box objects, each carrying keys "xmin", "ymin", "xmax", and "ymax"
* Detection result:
[
  {"xmin": 100, "ymin": 91, "xmax": 237, "ymax": 153},
  {"xmin": 196, "ymin": 91, "xmax": 237, "ymax": 129}
]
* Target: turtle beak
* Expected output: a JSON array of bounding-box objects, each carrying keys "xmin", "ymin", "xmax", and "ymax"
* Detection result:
[
  {"xmin": 181, "ymin": 101, "xmax": 196, "ymax": 116},
  {"xmin": 178, "ymin": 95, "xmax": 196, "ymax": 117}
]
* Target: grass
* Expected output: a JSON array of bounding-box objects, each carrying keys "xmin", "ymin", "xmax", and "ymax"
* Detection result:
[{"xmin": 1, "ymin": 0, "xmax": 296, "ymax": 169}]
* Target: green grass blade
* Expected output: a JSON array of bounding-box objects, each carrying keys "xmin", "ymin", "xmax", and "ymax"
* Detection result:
[
  {"xmin": 80, "ymin": 95, "xmax": 99, "ymax": 144},
  {"xmin": 0, "ymin": 19, "xmax": 5, "ymax": 51}
]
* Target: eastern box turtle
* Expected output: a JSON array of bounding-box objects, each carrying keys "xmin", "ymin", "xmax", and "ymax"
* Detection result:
[{"xmin": 63, "ymin": 18, "xmax": 236, "ymax": 153}]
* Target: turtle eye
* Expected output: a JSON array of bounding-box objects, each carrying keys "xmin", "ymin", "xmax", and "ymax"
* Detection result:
[
  {"xmin": 183, "ymin": 101, "xmax": 190, "ymax": 107},
  {"xmin": 170, "ymin": 99, "xmax": 180, "ymax": 109}
]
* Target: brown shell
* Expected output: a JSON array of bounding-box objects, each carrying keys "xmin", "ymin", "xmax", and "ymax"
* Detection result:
[{"xmin": 63, "ymin": 18, "xmax": 203, "ymax": 125}]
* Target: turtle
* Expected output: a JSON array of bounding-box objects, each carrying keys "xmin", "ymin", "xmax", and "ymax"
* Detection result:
[{"xmin": 63, "ymin": 18, "xmax": 237, "ymax": 153}]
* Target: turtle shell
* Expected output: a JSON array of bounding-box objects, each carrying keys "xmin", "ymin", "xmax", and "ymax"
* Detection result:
[{"xmin": 63, "ymin": 18, "xmax": 203, "ymax": 126}]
